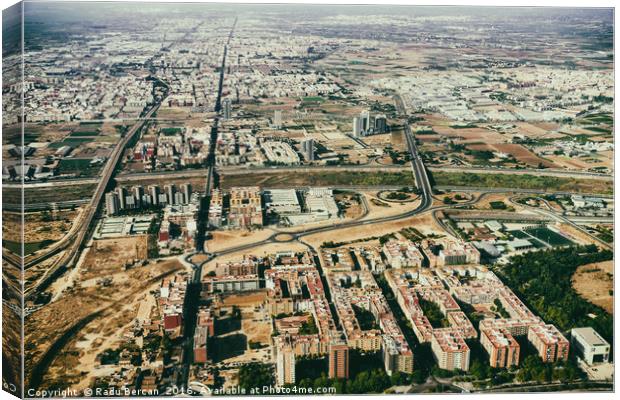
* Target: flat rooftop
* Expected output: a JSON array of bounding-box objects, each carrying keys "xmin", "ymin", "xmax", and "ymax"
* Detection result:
[{"xmin": 572, "ymin": 327, "xmax": 609, "ymax": 346}]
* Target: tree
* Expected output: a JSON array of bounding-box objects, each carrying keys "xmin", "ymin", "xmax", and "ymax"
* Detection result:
[
  {"xmin": 238, "ymin": 363, "xmax": 273, "ymax": 390},
  {"xmin": 470, "ymin": 359, "xmax": 489, "ymax": 380}
]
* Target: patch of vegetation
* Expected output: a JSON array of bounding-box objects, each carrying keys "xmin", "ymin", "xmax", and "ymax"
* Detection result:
[
  {"xmin": 57, "ymin": 158, "xmax": 101, "ymax": 177},
  {"xmin": 221, "ymin": 171, "xmax": 415, "ymax": 189},
  {"xmin": 298, "ymin": 315, "xmax": 319, "ymax": 335},
  {"xmin": 489, "ymin": 201, "xmax": 507, "ymax": 210},
  {"xmin": 160, "ymin": 127, "xmax": 183, "ymax": 136},
  {"xmin": 584, "ymin": 126, "xmax": 611, "ymax": 134},
  {"xmin": 431, "ymin": 171, "xmax": 612, "ymax": 194},
  {"xmin": 353, "ymin": 304, "xmax": 379, "ymax": 331},
  {"xmin": 516, "ymin": 355, "xmax": 584, "ymax": 383},
  {"xmin": 385, "ymin": 192, "xmax": 410, "ymax": 201},
  {"xmin": 497, "ymin": 245, "xmax": 613, "ymax": 346},
  {"xmin": 238, "ymin": 363, "xmax": 274, "ymax": 391},
  {"xmin": 450, "ymin": 123, "xmax": 478, "ymax": 129},
  {"xmin": 418, "ymin": 298, "xmax": 448, "ymax": 328}
]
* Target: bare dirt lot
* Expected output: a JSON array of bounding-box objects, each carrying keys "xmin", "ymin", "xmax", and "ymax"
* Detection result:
[
  {"xmin": 206, "ymin": 228, "xmax": 276, "ymax": 253},
  {"xmin": 25, "ymin": 257, "xmax": 186, "ymax": 389},
  {"xmin": 572, "ymin": 260, "xmax": 613, "ymax": 314},
  {"xmin": 81, "ymin": 236, "xmax": 150, "ymax": 280},
  {"xmin": 12, "ymin": 210, "xmax": 78, "ymax": 244},
  {"xmin": 223, "ymin": 292, "xmax": 271, "ymax": 345},
  {"xmin": 304, "ymin": 211, "xmax": 444, "ymax": 249}
]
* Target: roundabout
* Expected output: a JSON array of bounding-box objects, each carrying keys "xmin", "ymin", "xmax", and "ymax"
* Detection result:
[{"xmin": 273, "ymin": 233, "xmax": 296, "ymax": 242}]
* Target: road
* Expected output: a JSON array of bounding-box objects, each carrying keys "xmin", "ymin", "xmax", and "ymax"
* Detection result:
[
  {"xmin": 207, "ymin": 93, "xmax": 434, "ymax": 257},
  {"xmin": 507, "ymin": 195, "xmax": 612, "ymax": 251},
  {"xmin": 178, "ymin": 17, "xmax": 237, "ymax": 390},
  {"xmin": 16, "ymin": 97, "xmax": 166, "ymax": 300}
]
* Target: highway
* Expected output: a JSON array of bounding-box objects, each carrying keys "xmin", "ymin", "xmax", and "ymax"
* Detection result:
[
  {"xmin": 16, "ymin": 98, "xmax": 166, "ymax": 299},
  {"xmin": 207, "ymin": 93, "xmax": 434, "ymax": 257},
  {"xmin": 112, "ymin": 163, "xmax": 612, "ymax": 184}
]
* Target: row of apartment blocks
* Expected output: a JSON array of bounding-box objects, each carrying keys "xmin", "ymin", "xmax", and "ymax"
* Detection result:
[
  {"xmin": 320, "ymin": 238, "xmax": 480, "ymax": 274},
  {"xmin": 208, "ymin": 187, "xmax": 263, "ymax": 229},
  {"xmin": 105, "ymin": 183, "xmax": 194, "ymax": 216},
  {"xmin": 386, "ymin": 265, "xmax": 569, "ymax": 372},
  {"xmin": 263, "ymin": 252, "xmax": 350, "ymax": 386},
  {"xmin": 158, "ymin": 201, "xmax": 200, "ymax": 252},
  {"xmin": 327, "ymin": 271, "xmax": 414, "ymax": 376},
  {"xmin": 203, "ymin": 251, "xmax": 349, "ymax": 385},
  {"xmin": 193, "ymin": 307, "xmax": 216, "ymax": 364}
]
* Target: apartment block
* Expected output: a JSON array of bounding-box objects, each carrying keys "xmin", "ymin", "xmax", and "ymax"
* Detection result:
[
  {"xmin": 480, "ymin": 328, "xmax": 520, "ymax": 368},
  {"xmin": 431, "ymin": 329, "xmax": 470, "ymax": 372},
  {"xmin": 528, "ymin": 324, "xmax": 570, "ymax": 363}
]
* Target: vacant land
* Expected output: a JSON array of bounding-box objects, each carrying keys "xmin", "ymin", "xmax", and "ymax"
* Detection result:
[
  {"xmin": 207, "ymin": 229, "xmax": 275, "ymax": 253},
  {"xmin": 572, "ymin": 260, "xmax": 613, "ymax": 314},
  {"xmin": 25, "ymin": 257, "xmax": 185, "ymax": 389},
  {"xmin": 81, "ymin": 236, "xmax": 149, "ymax": 280},
  {"xmin": 304, "ymin": 212, "xmax": 443, "ymax": 250},
  {"xmin": 432, "ymin": 171, "xmax": 612, "ymax": 194},
  {"xmin": 2, "ymin": 183, "xmax": 97, "ymax": 205},
  {"xmin": 3, "ymin": 209, "xmax": 80, "ymax": 255},
  {"xmin": 220, "ymin": 171, "xmax": 415, "ymax": 189}
]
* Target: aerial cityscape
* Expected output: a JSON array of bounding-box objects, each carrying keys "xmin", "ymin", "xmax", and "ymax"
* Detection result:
[{"xmin": 1, "ymin": 1, "xmax": 615, "ymax": 397}]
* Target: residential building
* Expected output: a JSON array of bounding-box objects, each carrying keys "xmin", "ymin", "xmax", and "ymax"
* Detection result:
[
  {"xmin": 328, "ymin": 343, "xmax": 350, "ymax": 379},
  {"xmin": 431, "ymin": 329, "xmax": 470, "ymax": 372},
  {"xmin": 228, "ymin": 186, "xmax": 263, "ymax": 228},
  {"xmin": 480, "ymin": 328, "xmax": 520, "ymax": 368},
  {"xmin": 528, "ymin": 324, "xmax": 570, "ymax": 363}
]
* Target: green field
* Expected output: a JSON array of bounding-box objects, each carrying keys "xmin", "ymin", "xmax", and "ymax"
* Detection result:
[
  {"xmin": 57, "ymin": 158, "xmax": 101, "ymax": 177},
  {"xmin": 69, "ymin": 130, "xmax": 99, "ymax": 137},
  {"xmin": 508, "ymin": 230, "xmax": 529, "ymax": 239},
  {"xmin": 431, "ymin": 171, "xmax": 613, "ymax": 194},
  {"xmin": 160, "ymin": 127, "xmax": 183, "ymax": 136},
  {"xmin": 584, "ymin": 126, "xmax": 612, "ymax": 134},
  {"xmin": 48, "ymin": 137, "xmax": 94, "ymax": 148},
  {"xmin": 221, "ymin": 170, "xmax": 415, "ymax": 189},
  {"xmin": 525, "ymin": 227, "xmax": 573, "ymax": 246},
  {"xmin": 579, "ymin": 112, "xmax": 613, "ymax": 125}
]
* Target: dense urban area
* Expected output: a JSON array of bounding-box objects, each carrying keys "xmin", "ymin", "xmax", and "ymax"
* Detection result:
[{"xmin": 1, "ymin": 3, "xmax": 614, "ymax": 397}]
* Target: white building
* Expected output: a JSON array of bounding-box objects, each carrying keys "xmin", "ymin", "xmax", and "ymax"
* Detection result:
[{"xmin": 571, "ymin": 327, "xmax": 610, "ymax": 365}]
